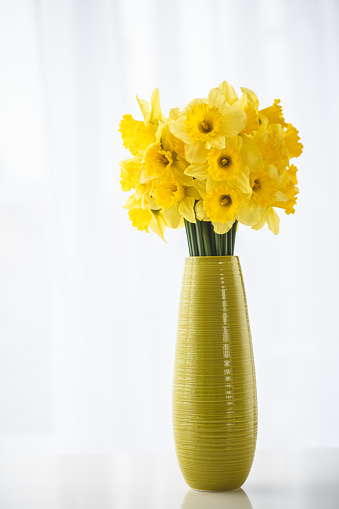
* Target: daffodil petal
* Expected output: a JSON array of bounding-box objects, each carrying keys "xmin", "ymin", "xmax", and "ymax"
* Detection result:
[
  {"xmin": 222, "ymin": 106, "xmax": 247, "ymax": 137},
  {"xmin": 164, "ymin": 203, "xmax": 182, "ymax": 229},
  {"xmin": 181, "ymin": 98, "xmax": 206, "ymax": 115},
  {"xmin": 251, "ymin": 216, "xmax": 266, "ymax": 230},
  {"xmin": 231, "ymin": 170, "xmax": 252, "ymax": 194},
  {"xmin": 241, "ymin": 137, "xmax": 263, "ymax": 171},
  {"xmin": 218, "ymin": 81, "xmax": 238, "ymax": 105},
  {"xmin": 170, "ymin": 116, "xmax": 193, "ymax": 144},
  {"xmin": 195, "ymin": 200, "xmax": 209, "ymax": 221},
  {"xmin": 184, "ymin": 163, "xmax": 209, "ymax": 179},
  {"xmin": 179, "ymin": 197, "xmax": 196, "ymax": 223},
  {"xmin": 185, "ymin": 187, "xmax": 201, "ymax": 199},
  {"xmin": 150, "ymin": 88, "xmax": 162, "ymax": 122},
  {"xmin": 171, "ymin": 165, "xmax": 193, "ymax": 186},
  {"xmin": 208, "ymin": 135, "xmax": 226, "ymax": 149},
  {"xmin": 185, "ymin": 142, "xmax": 208, "ymax": 164},
  {"xmin": 237, "ymin": 199, "xmax": 261, "ymax": 226},
  {"xmin": 136, "ymin": 96, "xmax": 150, "ymax": 122},
  {"xmin": 266, "ymin": 207, "xmax": 280, "ymax": 234},
  {"xmin": 240, "ymin": 87, "xmax": 259, "ymax": 108},
  {"xmin": 275, "ymin": 191, "xmax": 289, "ymax": 202},
  {"xmin": 150, "ymin": 211, "xmax": 166, "ymax": 241},
  {"xmin": 192, "ymin": 179, "xmax": 207, "ymax": 198},
  {"xmin": 208, "ymin": 87, "xmax": 225, "ymax": 108},
  {"xmin": 212, "ymin": 220, "xmax": 234, "ymax": 234}
]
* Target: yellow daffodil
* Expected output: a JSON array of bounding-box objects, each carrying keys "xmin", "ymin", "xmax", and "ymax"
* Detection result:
[
  {"xmin": 203, "ymin": 184, "xmax": 241, "ymax": 226},
  {"xmin": 274, "ymin": 164, "xmax": 299, "ymax": 214},
  {"xmin": 254, "ymin": 124, "xmax": 289, "ymax": 172},
  {"xmin": 284, "ymin": 124, "xmax": 303, "ymax": 159},
  {"xmin": 233, "ymin": 89, "xmax": 260, "ymax": 135},
  {"xmin": 128, "ymin": 208, "xmax": 152, "ymax": 232},
  {"xmin": 259, "ymin": 99, "xmax": 286, "ymax": 127},
  {"xmin": 170, "ymin": 87, "xmax": 247, "ymax": 164},
  {"xmin": 142, "ymin": 143, "xmax": 173, "ymax": 180},
  {"xmin": 207, "ymin": 145, "xmax": 243, "ymax": 181},
  {"xmin": 119, "ymin": 115, "xmax": 157, "ymax": 156},
  {"xmin": 250, "ymin": 167, "xmax": 279, "ymax": 208},
  {"xmin": 120, "ymin": 157, "xmax": 142, "ymax": 192},
  {"xmin": 154, "ymin": 179, "xmax": 185, "ymax": 209},
  {"xmin": 136, "ymin": 88, "xmax": 167, "ymax": 125},
  {"xmin": 119, "ymin": 82, "xmax": 302, "ymax": 240},
  {"xmin": 251, "ymin": 206, "xmax": 281, "ymax": 235}
]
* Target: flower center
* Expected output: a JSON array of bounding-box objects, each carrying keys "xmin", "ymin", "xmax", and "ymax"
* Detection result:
[
  {"xmin": 200, "ymin": 120, "xmax": 212, "ymax": 133},
  {"xmin": 185, "ymin": 103, "xmax": 222, "ymax": 141},
  {"xmin": 220, "ymin": 195, "xmax": 232, "ymax": 206},
  {"xmin": 169, "ymin": 184, "xmax": 177, "ymax": 196},
  {"xmin": 253, "ymin": 179, "xmax": 262, "ymax": 191},
  {"xmin": 158, "ymin": 154, "xmax": 170, "ymax": 166},
  {"xmin": 219, "ymin": 157, "xmax": 231, "ymax": 167}
]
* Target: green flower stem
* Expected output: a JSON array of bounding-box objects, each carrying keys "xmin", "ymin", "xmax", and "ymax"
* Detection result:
[
  {"xmin": 184, "ymin": 220, "xmax": 193, "ymax": 256},
  {"xmin": 228, "ymin": 228, "xmax": 233, "ymax": 256},
  {"xmin": 209, "ymin": 223, "xmax": 217, "ymax": 256},
  {"xmin": 231, "ymin": 220, "xmax": 238, "ymax": 256},
  {"xmin": 201, "ymin": 221, "xmax": 212, "ymax": 256},
  {"xmin": 215, "ymin": 232, "xmax": 221, "ymax": 256},
  {"xmin": 195, "ymin": 218, "xmax": 205, "ymax": 256},
  {"xmin": 184, "ymin": 218, "xmax": 238, "ymax": 257},
  {"xmin": 189, "ymin": 221, "xmax": 199, "ymax": 256}
]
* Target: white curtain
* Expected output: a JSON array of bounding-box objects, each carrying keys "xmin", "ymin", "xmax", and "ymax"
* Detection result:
[{"xmin": 0, "ymin": 0, "xmax": 338, "ymax": 453}]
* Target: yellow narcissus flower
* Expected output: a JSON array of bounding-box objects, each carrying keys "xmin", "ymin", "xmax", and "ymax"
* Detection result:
[
  {"xmin": 252, "ymin": 207, "xmax": 281, "ymax": 235},
  {"xmin": 140, "ymin": 122, "xmax": 192, "ymax": 187},
  {"xmin": 184, "ymin": 135, "xmax": 251, "ymax": 194},
  {"xmin": 284, "ymin": 124, "xmax": 303, "ymax": 159},
  {"xmin": 154, "ymin": 179, "xmax": 185, "ymax": 209},
  {"xmin": 119, "ymin": 115, "xmax": 157, "ymax": 156},
  {"xmin": 250, "ymin": 168, "xmax": 279, "ymax": 208},
  {"xmin": 119, "ymin": 82, "xmax": 302, "ymax": 241},
  {"xmin": 124, "ymin": 192, "xmax": 167, "ymax": 239},
  {"xmin": 274, "ymin": 164, "xmax": 299, "ymax": 214},
  {"xmin": 119, "ymin": 157, "xmax": 141, "ymax": 192},
  {"xmin": 259, "ymin": 99, "xmax": 286, "ymax": 127},
  {"xmin": 142, "ymin": 143, "xmax": 173, "ymax": 180},
  {"xmin": 203, "ymin": 184, "xmax": 241, "ymax": 226},
  {"xmin": 170, "ymin": 86, "xmax": 247, "ymax": 164},
  {"xmin": 254, "ymin": 124, "xmax": 289, "ymax": 172},
  {"xmin": 233, "ymin": 88, "xmax": 260, "ymax": 135},
  {"xmin": 128, "ymin": 208, "xmax": 152, "ymax": 232},
  {"xmin": 119, "ymin": 88, "xmax": 166, "ymax": 157},
  {"xmin": 124, "ymin": 193, "xmax": 153, "ymax": 232},
  {"xmin": 136, "ymin": 88, "xmax": 167, "ymax": 125},
  {"xmin": 207, "ymin": 145, "xmax": 243, "ymax": 181},
  {"xmin": 237, "ymin": 163, "xmax": 287, "ymax": 231}
]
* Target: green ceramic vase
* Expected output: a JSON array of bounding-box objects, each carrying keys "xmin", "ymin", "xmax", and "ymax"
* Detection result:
[{"xmin": 173, "ymin": 256, "xmax": 257, "ymax": 491}]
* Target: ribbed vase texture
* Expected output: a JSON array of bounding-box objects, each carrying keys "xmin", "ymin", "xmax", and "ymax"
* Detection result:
[{"xmin": 173, "ymin": 256, "xmax": 257, "ymax": 491}]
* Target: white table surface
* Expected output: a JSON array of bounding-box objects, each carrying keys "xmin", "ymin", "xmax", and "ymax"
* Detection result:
[{"xmin": 0, "ymin": 449, "xmax": 338, "ymax": 509}]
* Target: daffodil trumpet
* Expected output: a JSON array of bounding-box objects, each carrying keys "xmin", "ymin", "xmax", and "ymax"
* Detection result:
[{"xmin": 119, "ymin": 83, "xmax": 302, "ymax": 254}]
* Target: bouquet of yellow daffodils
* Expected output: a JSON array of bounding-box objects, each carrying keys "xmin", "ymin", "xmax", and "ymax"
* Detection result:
[{"xmin": 119, "ymin": 82, "xmax": 302, "ymax": 256}]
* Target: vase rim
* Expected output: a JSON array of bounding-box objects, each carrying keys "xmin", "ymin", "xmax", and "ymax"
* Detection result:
[{"xmin": 186, "ymin": 255, "xmax": 239, "ymax": 260}]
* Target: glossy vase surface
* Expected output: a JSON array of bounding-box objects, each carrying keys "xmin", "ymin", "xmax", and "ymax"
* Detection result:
[{"xmin": 173, "ymin": 256, "xmax": 257, "ymax": 491}]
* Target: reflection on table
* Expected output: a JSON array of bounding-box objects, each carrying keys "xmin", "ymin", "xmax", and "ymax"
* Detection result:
[{"xmin": 182, "ymin": 488, "xmax": 253, "ymax": 509}]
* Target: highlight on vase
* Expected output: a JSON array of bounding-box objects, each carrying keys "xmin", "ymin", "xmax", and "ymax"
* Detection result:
[{"xmin": 118, "ymin": 81, "xmax": 302, "ymax": 255}]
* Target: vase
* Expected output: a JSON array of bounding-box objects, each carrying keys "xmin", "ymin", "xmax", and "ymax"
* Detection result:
[{"xmin": 173, "ymin": 256, "xmax": 257, "ymax": 491}]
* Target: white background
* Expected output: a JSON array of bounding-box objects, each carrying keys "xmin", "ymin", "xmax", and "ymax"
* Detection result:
[{"xmin": 0, "ymin": 0, "xmax": 338, "ymax": 454}]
